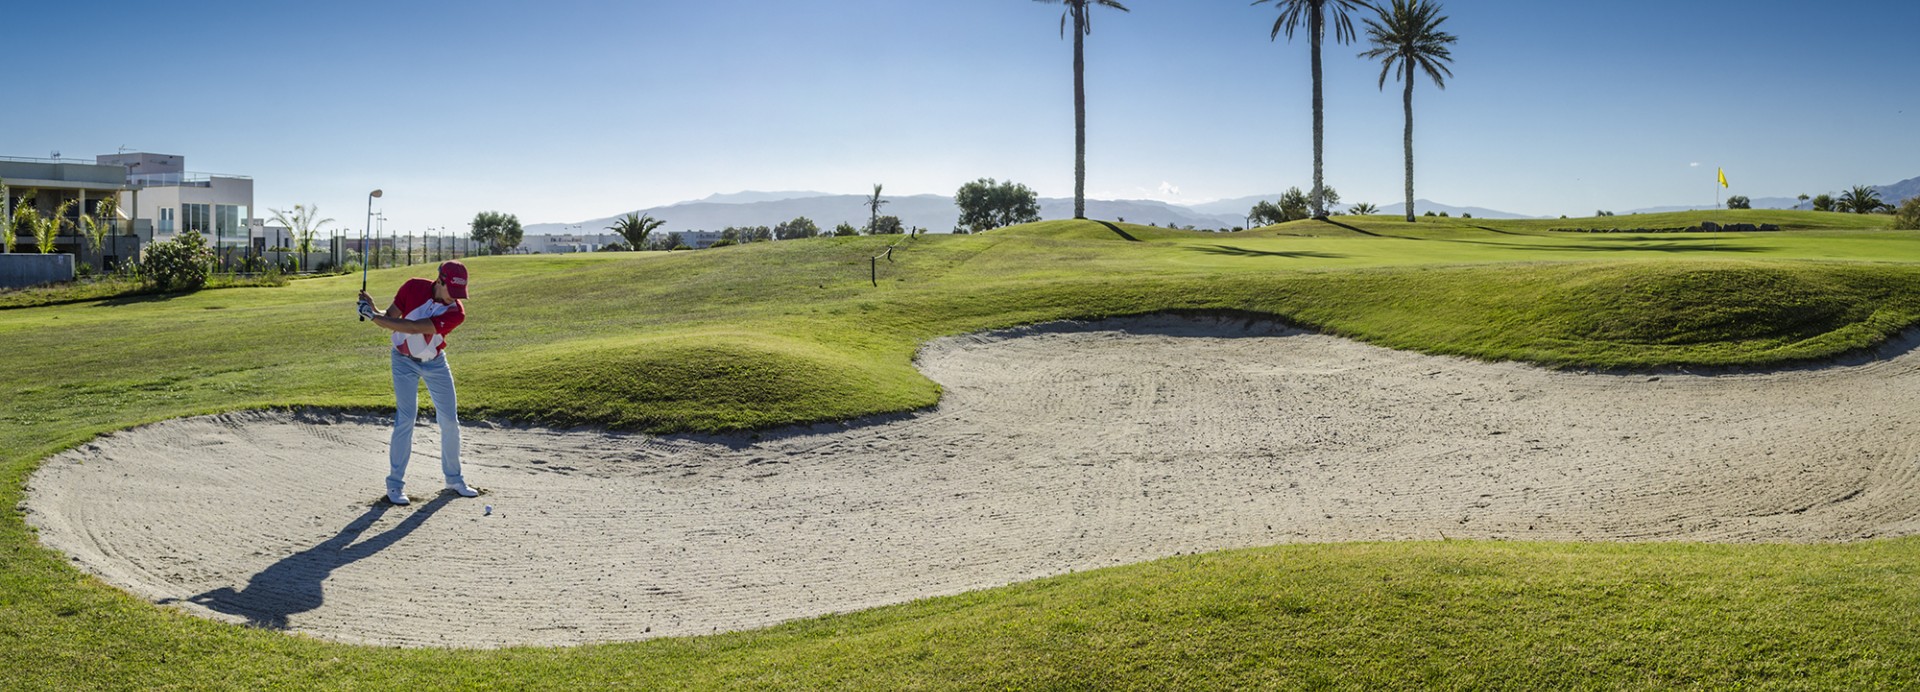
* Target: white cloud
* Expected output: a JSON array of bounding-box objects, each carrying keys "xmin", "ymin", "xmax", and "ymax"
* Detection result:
[
  {"xmin": 1157, "ymin": 181, "xmax": 1181, "ymax": 197},
  {"xmin": 1689, "ymin": 162, "xmax": 1701, "ymax": 167}
]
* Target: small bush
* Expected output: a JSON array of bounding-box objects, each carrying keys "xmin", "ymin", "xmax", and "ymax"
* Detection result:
[
  {"xmin": 709, "ymin": 239, "xmax": 737, "ymax": 248},
  {"xmin": 142, "ymin": 232, "xmax": 215, "ymax": 291},
  {"xmin": 1896, "ymin": 198, "xmax": 1920, "ymax": 230}
]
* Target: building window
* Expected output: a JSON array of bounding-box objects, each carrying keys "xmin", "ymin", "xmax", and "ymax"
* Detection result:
[
  {"xmin": 216, "ymin": 205, "xmax": 239, "ymax": 240},
  {"xmin": 183, "ymin": 203, "xmax": 210, "ymax": 233},
  {"xmin": 159, "ymin": 207, "xmax": 175, "ymax": 234}
]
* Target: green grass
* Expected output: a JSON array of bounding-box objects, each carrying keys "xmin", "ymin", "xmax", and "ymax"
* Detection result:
[
  {"xmin": 0, "ymin": 272, "xmax": 291, "ymax": 309},
  {"xmin": 6, "ymin": 212, "xmax": 1920, "ymax": 689}
]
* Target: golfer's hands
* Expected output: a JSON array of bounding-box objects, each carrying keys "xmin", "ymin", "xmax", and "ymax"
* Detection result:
[{"xmin": 357, "ymin": 297, "xmax": 379, "ymax": 320}]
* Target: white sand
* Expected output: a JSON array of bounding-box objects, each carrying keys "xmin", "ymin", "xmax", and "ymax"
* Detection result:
[{"xmin": 24, "ymin": 314, "xmax": 1920, "ymax": 648}]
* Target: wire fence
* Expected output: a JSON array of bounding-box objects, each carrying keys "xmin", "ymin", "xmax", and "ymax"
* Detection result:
[{"xmin": 40, "ymin": 232, "xmax": 496, "ymax": 277}]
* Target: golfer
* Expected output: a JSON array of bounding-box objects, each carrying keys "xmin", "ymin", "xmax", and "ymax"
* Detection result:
[{"xmin": 358, "ymin": 260, "xmax": 478, "ymax": 505}]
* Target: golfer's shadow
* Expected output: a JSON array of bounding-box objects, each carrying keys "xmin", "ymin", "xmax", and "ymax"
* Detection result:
[{"xmin": 167, "ymin": 493, "xmax": 455, "ymax": 630}]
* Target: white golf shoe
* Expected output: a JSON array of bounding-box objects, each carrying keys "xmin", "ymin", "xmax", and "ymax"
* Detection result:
[
  {"xmin": 386, "ymin": 489, "xmax": 410, "ymax": 506},
  {"xmin": 445, "ymin": 482, "xmax": 479, "ymax": 498}
]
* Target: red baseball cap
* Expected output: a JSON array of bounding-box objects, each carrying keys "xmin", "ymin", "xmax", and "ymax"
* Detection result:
[{"xmin": 439, "ymin": 260, "xmax": 469, "ymax": 299}]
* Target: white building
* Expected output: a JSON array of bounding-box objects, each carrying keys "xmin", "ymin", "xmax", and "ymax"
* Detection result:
[{"xmin": 96, "ymin": 152, "xmax": 257, "ymax": 251}]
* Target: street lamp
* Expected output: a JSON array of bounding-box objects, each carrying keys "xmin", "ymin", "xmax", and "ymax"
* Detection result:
[{"xmin": 361, "ymin": 189, "xmax": 382, "ymax": 318}]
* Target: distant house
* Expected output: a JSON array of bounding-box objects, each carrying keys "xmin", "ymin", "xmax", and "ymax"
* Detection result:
[
  {"xmin": 3, "ymin": 150, "xmax": 276, "ymax": 273},
  {"xmin": 95, "ymin": 152, "xmax": 256, "ymax": 253},
  {"xmin": 1, "ymin": 154, "xmax": 141, "ymax": 269}
]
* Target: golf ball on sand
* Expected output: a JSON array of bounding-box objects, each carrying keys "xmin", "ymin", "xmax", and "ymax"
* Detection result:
[{"xmin": 484, "ymin": 505, "xmax": 493, "ymax": 516}]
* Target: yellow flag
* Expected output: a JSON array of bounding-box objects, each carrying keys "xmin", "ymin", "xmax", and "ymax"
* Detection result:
[{"xmin": 1718, "ymin": 168, "xmax": 1728, "ymax": 188}]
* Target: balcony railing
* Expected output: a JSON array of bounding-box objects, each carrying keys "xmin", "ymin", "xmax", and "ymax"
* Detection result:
[{"xmin": 127, "ymin": 172, "xmax": 252, "ymax": 187}]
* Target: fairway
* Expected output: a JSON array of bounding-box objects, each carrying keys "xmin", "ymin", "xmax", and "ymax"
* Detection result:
[{"xmin": 11, "ymin": 217, "xmax": 1920, "ymax": 687}]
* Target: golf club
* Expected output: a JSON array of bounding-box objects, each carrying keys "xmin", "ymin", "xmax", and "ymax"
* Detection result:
[{"xmin": 361, "ymin": 189, "xmax": 383, "ymax": 320}]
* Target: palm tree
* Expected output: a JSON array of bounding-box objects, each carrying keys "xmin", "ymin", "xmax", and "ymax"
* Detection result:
[
  {"xmin": 1360, "ymin": 0, "xmax": 1455, "ymax": 223},
  {"xmin": 1255, "ymin": 0, "xmax": 1375, "ymax": 219},
  {"xmin": 1838, "ymin": 185, "xmax": 1886, "ymax": 214},
  {"xmin": 1035, "ymin": 0, "xmax": 1130, "ymax": 220},
  {"xmin": 865, "ymin": 184, "xmax": 889, "ymax": 233},
  {"xmin": 607, "ymin": 212, "xmax": 665, "ymax": 250},
  {"xmin": 269, "ymin": 204, "xmax": 336, "ymax": 272},
  {"xmin": 1348, "ymin": 202, "xmax": 1379, "ymax": 215}
]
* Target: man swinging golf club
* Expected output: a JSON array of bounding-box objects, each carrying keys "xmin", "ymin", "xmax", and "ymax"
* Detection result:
[{"xmin": 358, "ymin": 260, "xmax": 478, "ymax": 505}]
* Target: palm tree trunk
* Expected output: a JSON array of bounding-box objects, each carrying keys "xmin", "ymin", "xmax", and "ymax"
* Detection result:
[
  {"xmin": 1404, "ymin": 73, "xmax": 1416, "ymax": 223},
  {"xmin": 1309, "ymin": 10, "xmax": 1326, "ymax": 220},
  {"xmin": 1073, "ymin": 6, "xmax": 1088, "ymax": 220}
]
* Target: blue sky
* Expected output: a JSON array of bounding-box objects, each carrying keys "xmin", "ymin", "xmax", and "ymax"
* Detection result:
[{"xmin": 7, "ymin": 0, "xmax": 1918, "ymax": 230}]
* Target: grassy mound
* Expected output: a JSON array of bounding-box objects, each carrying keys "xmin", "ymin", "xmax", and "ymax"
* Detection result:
[
  {"xmin": 1552, "ymin": 263, "xmax": 1878, "ymax": 346},
  {"xmin": 474, "ymin": 333, "xmax": 933, "ymax": 431}
]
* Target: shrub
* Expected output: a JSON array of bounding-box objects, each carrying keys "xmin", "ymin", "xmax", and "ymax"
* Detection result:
[
  {"xmin": 709, "ymin": 239, "xmax": 737, "ymax": 249},
  {"xmin": 1895, "ymin": 198, "xmax": 1920, "ymax": 230},
  {"xmin": 1727, "ymin": 195, "xmax": 1752, "ymax": 210},
  {"xmin": 1461, "ymin": 213, "xmax": 1473, "ymax": 219},
  {"xmin": 142, "ymin": 232, "xmax": 215, "ymax": 291}
]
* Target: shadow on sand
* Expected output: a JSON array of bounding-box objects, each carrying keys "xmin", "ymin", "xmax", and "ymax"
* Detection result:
[{"xmin": 168, "ymin": 493, "xmax": 456, "ymax": 630}]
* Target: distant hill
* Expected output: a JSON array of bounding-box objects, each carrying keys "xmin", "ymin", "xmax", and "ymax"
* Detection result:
[{"xmin": 673, "ymin": 191, "xmax": 833, "ymax": 206}]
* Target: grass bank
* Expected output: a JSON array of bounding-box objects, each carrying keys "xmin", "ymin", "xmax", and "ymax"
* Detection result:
[{"xmin": 5, "ymin": 213, "xmax": 1920, "ymax": 688}]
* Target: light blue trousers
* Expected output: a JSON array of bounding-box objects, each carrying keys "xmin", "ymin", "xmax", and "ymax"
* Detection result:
[{"xmin": 389, "ymin": 349, "xmax": 464, "ymax": 492}]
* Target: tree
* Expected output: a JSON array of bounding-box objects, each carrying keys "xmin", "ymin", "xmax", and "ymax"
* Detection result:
[
  {"xmin": 1360, "ymin": 0, "xmax": 1454, "ymax": 223},
  {"xmin": 955, "ymin": 178, "xmax": 1042, "ymax": 233},
  {"xmin": 1797, "ymin": 193, "xmax": 1811, "ymax": 208},
  {"xmin": 470, "ymin": 211, "xmax": 524, "ymax": 254},
  {"xmin": 26, "ymin": 197, "xmax": 74, "ymax": 255},
  {"xmin": 608, "ymin": 213, "xmax": 665, "ymax": 250},
  {"xmin": 1838, "ymin": 185, "xmax": 1887, "ymax": 214},
  {"xmin": 1811, "ymin": 194, "xmax": 1836, "ymax": 212},
  {"xmin": 868, "ymin": 215, "xmax": 906, "ymax": 235},
  {"xmin": 1255, "ymin": 0, "xmax": 1376, "ymax": 219},
  {"xmin": 1034, "ymin": 0, "xmax": 1130, "ymax": 219},
  {"xmin": 1895, "ymin": 197, "xmax": 1920, "ymax": 230},
  {"xmin": 662, "ymin": 232, "xmax": 685, "ymax": 250},
  {"xmin": 268, "ymin": 204, "xmax": 335, "ymax": 271},
  {"xmin": 774, "ymin": 216, "xmax": 820, "ymax": 240},
  {"xmin": 864, "ymin": 184, "xmax": 889, "ymax": 235},
  {"xmin": 1349, "ymin": 202, "xmax": 1379, "ymax": 215},
  {"xmin": 832, "ymin": 222, "xmax": 860, "ymax": 237},
  {"xmin": 1279, "ymin": 186, "xmax": 1312, "ymax": 221},
  {"xmin": 80, "ymin": 195, "xmax": 121, "ymax": 254},
  {"xmin": 719, "ymin": 226, "xmax": 771, "ymax": 244},
  {"xmin": 1249, "ymin": 188, "xmax": 1315, "ymax": 226},
  {"xmin": 0, "ymin": 176, "xmax": 9, "ymax": 253},
  {"xmin": 1726, "ymin": 195, "xmax": 1752, "ymax": 210},
  {"xmin": 1248, "ymin": 200, "xmax": 1287, "ymax": 226}
]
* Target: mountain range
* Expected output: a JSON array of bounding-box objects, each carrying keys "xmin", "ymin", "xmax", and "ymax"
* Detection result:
[
  {"xmin": 527, "ymin": 175, "xmax": 1918, "ymax": 236},
  {"xmin": 524, "ymin": 193, "xmax": 1530, "ymax": 236},
  {"xmin": 1626, "ymin": 176, "xmax": 1920, "ymax": 214}
]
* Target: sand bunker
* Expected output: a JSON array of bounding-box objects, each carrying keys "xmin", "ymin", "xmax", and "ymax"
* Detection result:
[{"xmin": 25, "ymin": 314, "xmax": 1920, "ymax": 648}]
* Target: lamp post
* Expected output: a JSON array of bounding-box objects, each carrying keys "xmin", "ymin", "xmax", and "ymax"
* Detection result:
[{"xmin": 361, "ymin": 189, "xmax": 382, "ymax": 319}]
